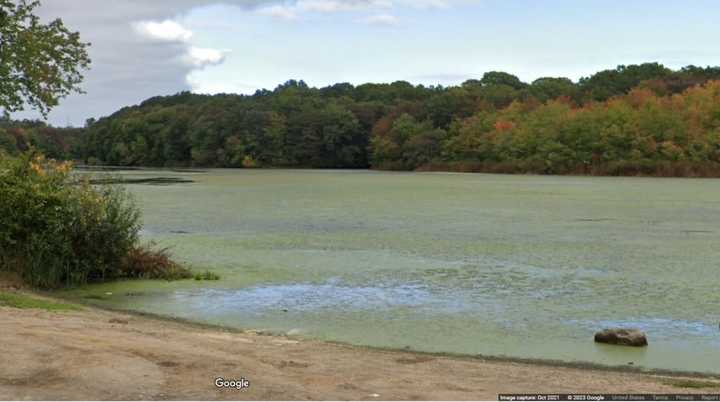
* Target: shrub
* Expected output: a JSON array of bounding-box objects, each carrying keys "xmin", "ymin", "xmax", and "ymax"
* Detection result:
[
  {"xmin": 121, "ymin": 244, "xmax": 192, "ymax": 280},
  {"xmin": 0, "ymin": 152, "xmax": 185, "ymax": 288},
  {"xmin": 194, "ymin": 270, "xmax": 221, "ymax": 281},
  {"xmin": 241, "ymin": 155, "xmax": 257, "ymax": 168}
]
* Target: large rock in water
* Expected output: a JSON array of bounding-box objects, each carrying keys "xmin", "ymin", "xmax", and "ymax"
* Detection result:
[{"xmin": 594, "ymin": 328, "xmax": 648, "ymax": 347}]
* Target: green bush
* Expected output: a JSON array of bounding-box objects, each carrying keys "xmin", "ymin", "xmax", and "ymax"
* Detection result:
[
  {"xmin": 0, "ymin": 152, "xmax": 143, "ymax": 288},
  {"xmin": 194, "ymin": 270, "xmax": 221, "ymax": 281}
]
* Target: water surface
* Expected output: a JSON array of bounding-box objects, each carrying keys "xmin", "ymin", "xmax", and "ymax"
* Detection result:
[{"xmin": 68, "ymin": 169, "xmax": 720, "ymax": 373}]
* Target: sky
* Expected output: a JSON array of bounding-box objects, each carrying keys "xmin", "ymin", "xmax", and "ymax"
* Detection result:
[{"xmin": 12, "ymin": 0, "xmax": 720, "ymax": 126}]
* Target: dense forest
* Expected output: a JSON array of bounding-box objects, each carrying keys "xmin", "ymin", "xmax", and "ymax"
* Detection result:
[{"xmin": 3, "ymin": 62, "xmax": 720, "ymax": 176}]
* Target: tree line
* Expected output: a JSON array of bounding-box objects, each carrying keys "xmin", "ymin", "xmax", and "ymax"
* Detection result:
[{"xmin": 3, "ymin": 62, "xmax": 720, "ymax": 176}]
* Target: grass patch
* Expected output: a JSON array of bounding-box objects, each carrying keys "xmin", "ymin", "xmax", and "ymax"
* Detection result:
[
  {"xmin": 662, "ymin": 378, "xmax": 720, "ymax": 389},
  {"xmin": 194, "ymin": 270, "xmax": 221, "ymax": 281},
  {"xmin": 0, "ymin": 291, "xmax": 80, "ymax": 311}
]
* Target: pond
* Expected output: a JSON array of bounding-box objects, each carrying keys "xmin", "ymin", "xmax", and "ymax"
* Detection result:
[{"xmin": 66, "ymin": 169, "xmax": 720, "ymax": 373}]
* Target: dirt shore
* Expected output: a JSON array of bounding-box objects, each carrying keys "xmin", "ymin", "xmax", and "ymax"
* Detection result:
[{"xmin": 1, "ymin": 294, "xmax": 719, "ymax": 401}]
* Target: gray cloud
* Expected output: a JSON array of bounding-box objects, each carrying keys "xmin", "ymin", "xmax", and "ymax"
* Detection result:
[{"xmin": 15, "ymin": 0, "xmax": 268, "ymax": 126}]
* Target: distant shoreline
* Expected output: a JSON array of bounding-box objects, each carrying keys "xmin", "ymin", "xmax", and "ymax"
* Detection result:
[{"xmin": 73, "ymin": 164, "xmax": 720, "ymax": 180}]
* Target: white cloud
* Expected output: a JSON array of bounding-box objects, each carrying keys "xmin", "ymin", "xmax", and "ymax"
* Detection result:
[
  {"xmin": 298, "ymin": 0, "xmax": 344, "ymax": 12},
  {"xmin": 134, "ymin": 20, "xmax": 227, "ymax": 70},
  {"xmin": 257, "ymin": 0, "xmax": 395, "ymax": 20},
  {"xmin": 185, "ymin": 46, "xmax": 229, "ymax": 67},
  {"xmin": 257, "ymin": 4, "xmax": 299, "ymax": 20},
  {"xmin": 401, "ymin": 0, "xmax": 449, "ymax": 9},
  {"xmin": 299, "ymin": 0, "xmax": 391, "ymax": 12},
  {"xmin": 360, "ymin": 13, "xmax": 398, "ymax": 26},
  {"xmin": 294, "ymin": 0, "xmax": 450, "ymax": 13},
  {"xmin": 134, "ymin": 20, "xmax": 193, "ymax": 42},
  {"xmin": 135, "ymin": 19, "xmax": 230, "ymax": 98},
  {"xmin": 255, "ymin": 0, "xmax": 453, "ymax": 22}
]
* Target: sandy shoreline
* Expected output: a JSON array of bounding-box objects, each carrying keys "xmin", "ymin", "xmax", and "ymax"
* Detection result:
[{"xmin": 1, "ymin": 292, "xmax": 719, "ymax": 400}]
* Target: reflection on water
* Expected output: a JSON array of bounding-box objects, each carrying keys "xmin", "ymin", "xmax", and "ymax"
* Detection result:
[{"xmin": 67, "ymin": 169, "xmax": 720, "ymax": 373}]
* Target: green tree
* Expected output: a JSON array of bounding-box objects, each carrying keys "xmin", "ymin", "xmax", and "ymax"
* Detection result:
[
  {"xmin": 370, "ymin": 114, "xmax": 442, "ymax": 170},
  {"xmin": 579, "ymin": 63, "xmax": 670, "ymax": 101},
  {"xmin": 528, "ymin": 77, "xmax": 578, "ymax": 103},
  {"xmin": 480, "ymin": 71, "xmax": 527, "ymax": 90},
  {"xmin": 0, "ymin": 0, "xmax": 90, "ymax": 116}
]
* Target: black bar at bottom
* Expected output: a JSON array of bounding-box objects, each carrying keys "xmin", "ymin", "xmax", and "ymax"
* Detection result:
[{"xmin": 498, "ymin": 395, "xmax": 720, "ymax": 401}]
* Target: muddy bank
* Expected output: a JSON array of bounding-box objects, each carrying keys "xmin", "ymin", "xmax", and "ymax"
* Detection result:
[{"xmin": 1, "ymin": 293, "xmax": 719, "ymax": 400}]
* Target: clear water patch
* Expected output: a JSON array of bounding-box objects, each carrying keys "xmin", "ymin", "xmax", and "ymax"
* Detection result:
[{"xmin": 170, "ymin": 279, "xmax": 475, "ymax": 317}]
